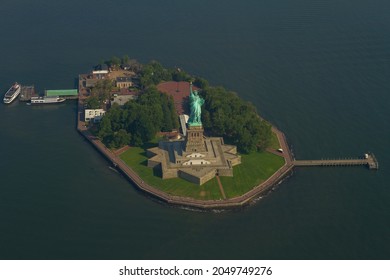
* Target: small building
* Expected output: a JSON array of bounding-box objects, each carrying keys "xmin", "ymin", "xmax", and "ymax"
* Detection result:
[
  {"xmin": 93, "ymin": 64, "xmax": 109, "ymax": 74},
  {"xmin": 91, "ymin": 64, "xmax": 109, "ymax": 79},
  {"xmin": 46, "ymin": 89, "xmax": 78, "ymax": 99},
  {"xmin": 85, "ymin": 109, "xmax": 106, "ymax": 123},
  {"xmin": 116, "ymin": 77, "xmax": 133, "ymax": 89}
]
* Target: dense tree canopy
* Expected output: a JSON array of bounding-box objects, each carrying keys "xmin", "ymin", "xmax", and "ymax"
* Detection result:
[
  {"xmin": 97, "ymin": 86, "xmax": 179, "ymax": 148},
  {"xmin": 93, "ymin": 58, "xmax": 272, "ymax": 152},
  {"xmin": 108, "ymin": 56, "xmax": 121, "ymax": 68},
  {"xmin": 140, "ymin": 61, "xmax": 172, "ymax": 88},
  {"xmin": 139, "ymin": 61, "xmax": 193, "ymax": 88},
  {"xmin": 193, "ymin": 77, "xmax": 209, "ymax": 89},
  {"xmin": 85, "ymin": 79, "xmax": 114, "ymax": 109},
  {"xmin": 201, "ymin": 86, "xmax": 272, "ymax": 153},
  {"xmin": 85, "ymin": 96, "xmax": 100, "ymax": 109}
]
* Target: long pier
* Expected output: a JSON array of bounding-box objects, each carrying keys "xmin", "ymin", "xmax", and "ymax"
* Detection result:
[{"xmin": 293, "ymin": 153, "xmax": 379, "ymax": 170}]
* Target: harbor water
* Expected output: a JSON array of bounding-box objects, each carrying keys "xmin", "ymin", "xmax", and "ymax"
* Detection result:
[{"xmin": 0, "ymin": 0, "xmax": 389, "ymax": 259}]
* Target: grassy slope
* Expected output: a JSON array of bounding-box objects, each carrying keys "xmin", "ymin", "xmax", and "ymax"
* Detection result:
[
  {"xmin": 220, "ymin": 152, "xmax": 285, "ymax": 198},
  {"xmin": 269, "ymin": 131, "xmax": 281, "ymax": 150}
]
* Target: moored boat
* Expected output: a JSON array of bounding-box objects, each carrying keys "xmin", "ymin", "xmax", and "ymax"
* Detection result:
[
  {"xmin": 3, "ymin": 83, "xmax": 21, "ymax": 104},
  {"xmin": 30, "ymin": 96, "xmax": 66, "ymax": 104}
]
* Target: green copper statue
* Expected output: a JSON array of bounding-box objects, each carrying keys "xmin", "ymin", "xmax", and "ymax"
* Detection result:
[{"xmin": 188, "ymin": 82, "xmax": 204, "ymax": 126}]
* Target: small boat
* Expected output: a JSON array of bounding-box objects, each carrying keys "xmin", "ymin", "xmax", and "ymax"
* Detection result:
[
  {"xmin": 30, "ymin": 96, "xmax": 66, "ymax": 105},
  {"xmin": 3, "ymin": 83, "xmax": 21, "ymax": 104},
  {"xmin": 108, "ymin": 166, "xmax": 119, "ymax": 173}
]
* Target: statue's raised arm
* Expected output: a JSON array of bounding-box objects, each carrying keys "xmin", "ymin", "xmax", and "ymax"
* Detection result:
[{"xmin": 190, "ymin": 82, "xmax": 194, "ymax": 96}]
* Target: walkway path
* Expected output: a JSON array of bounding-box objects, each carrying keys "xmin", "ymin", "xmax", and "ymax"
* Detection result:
[
  {"xmin": 113, "ymin": 145, "xmax": 131, "ymax": 156},
  {"xmin": 270, "ymin": 126, "xmax": 293, "ymax": 165},
  {"xmin": 216, "ymin": 175, "xmax": 227, "ymax": 199}
]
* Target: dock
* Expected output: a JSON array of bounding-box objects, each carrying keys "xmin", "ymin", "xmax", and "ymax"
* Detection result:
[
  {"xmin": 19, "ymin": 85, "xmax": 36, "ymax": 102},
  {"xmin": 293, "ymin": 153, "xmax": 379, "ymax": 170}
]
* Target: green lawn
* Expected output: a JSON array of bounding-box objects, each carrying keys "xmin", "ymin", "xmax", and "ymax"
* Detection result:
[
  {"xmin": 120, "ymin": 147, "xmax": 222, "ymax": 200},
  {"xmin": 269, "ymin": 131, "xmax": 281, "ymax": 150},
  {"xmin": 220, "ymin": 152, "xmax": 285, "ymax": 198},
  {"xmin": 120, "ymin": 145, "xmax": 285, "ymax": 200}
]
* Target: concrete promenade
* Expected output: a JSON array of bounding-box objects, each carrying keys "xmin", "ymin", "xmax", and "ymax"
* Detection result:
[{"xmin": 77, "ymin": 97, "xmax": 294, "ymax": 209}]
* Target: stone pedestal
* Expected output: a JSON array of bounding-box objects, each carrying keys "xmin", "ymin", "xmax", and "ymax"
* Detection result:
[{"xmin": 185, "ymin": 125, "xmax": 206, "ymax": 153}]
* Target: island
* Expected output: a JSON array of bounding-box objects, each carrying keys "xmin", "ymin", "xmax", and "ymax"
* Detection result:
[{"xmin": 75, "ymin": 57, "xmax": 378, "ymax": 209}]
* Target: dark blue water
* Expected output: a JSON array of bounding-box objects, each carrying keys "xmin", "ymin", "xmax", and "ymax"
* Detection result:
[{"xmin": 0, "ymin": 0, "xmax": 389, "ymax": 259}]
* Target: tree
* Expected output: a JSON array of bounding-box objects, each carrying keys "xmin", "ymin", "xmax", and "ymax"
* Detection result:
[
  {"xmin": 91, "ymin": 79, "xmax": 114, "ymax": 104},
  {"xmin": 85, "ymin": 96, "xmax": 100, "ymax": 109},
  {"xmin": 140, "ymin": 61, "xmax": 171, "ymax": 88},
  {"xmin": 201, "ymin": 86, "xmax": 272, "ymax": 153},
  {"xmin": 98, "ymin": 116, "xmax": 112, "ymax": 140},
  {"xmin": 95, "ymin": 59, "xmax": 271, "ymax": 152},
  {"xmin": 194, "ymin": 77, "xmax": 209, "ymax": 89},
  {"xmin": 97, "ymin": 85, "xmax": 179, "ymax": 148},
  {"xmin": 110, "ymin": 129, "xmax": 131, "ymax": 149},
  {"xmin": 161, "ymin": 96, "xmax": 173, "ymax": 131},
  {"xmin": 121, "ymin": 55, "xmax": 130, "ymax": 65},
  {"xmin": 128, "ymin": 59, "xmax": 142, "ymax": 72},
  {"xmin": 172, "ymin": 69, "xmax": 191, "ymax": 82},
  {"xmin": 109, "ymin": 56, "xmax": 121, "ymax": 68}
]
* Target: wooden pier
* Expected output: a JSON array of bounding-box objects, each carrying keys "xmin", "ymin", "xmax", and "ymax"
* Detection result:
[
  {"xmin": 293, "ymin": 153, "xmax": 379, "ymax": 170},
  {"xmin": 19, "ymin": 85, "xmax": 36, "ymax": 102}
]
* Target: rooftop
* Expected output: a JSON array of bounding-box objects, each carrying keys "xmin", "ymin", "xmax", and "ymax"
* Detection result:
[
  {"xmin": 116, "ymin": 77, "xmax": 132, "ymax": 82},
  {"xmin": 46, "ymin": 89, "xmax": 78, "ymax": 97}
]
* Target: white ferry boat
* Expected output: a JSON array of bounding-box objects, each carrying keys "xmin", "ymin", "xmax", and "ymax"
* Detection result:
[
  {"xmin": 30, "ymin": 96, "xmax": 66, "ymax": 105},
  {"xmin": 3, "ymin": 83, "xmax": 21, "ymax": 104}
]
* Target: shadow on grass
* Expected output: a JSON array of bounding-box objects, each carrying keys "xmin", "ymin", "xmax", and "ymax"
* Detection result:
[
  {"xmin": 141, "ymin": 137, "xmax": 162, "ymax": 150},
  {"xmin": 141, "ymin": 151, "xmax": 149, "ymax": 158},
  {"xmin": 142, "ymin": 142, "xmax": 157, "ymax": 150},
  {"xmin": 153, "ymin": 165, "xmax": 162, "ymax": 177}
]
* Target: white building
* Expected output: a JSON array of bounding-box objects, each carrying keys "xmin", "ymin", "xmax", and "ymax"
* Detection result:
[{"xmin": 85, "ymin": 109, "xmax": 106, "ymax": 123}]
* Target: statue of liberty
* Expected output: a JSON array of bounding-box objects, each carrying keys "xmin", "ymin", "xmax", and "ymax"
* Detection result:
[{"xmin": 188, "ymin": 82, "xmax": 204, "ymax": 126}]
